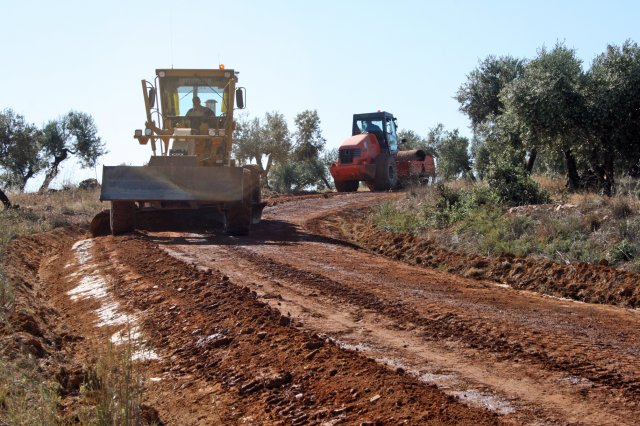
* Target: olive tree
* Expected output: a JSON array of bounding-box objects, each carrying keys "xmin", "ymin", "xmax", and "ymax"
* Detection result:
[
  {"xmin": 501, "ymin": 43, "xmax": 587, "ymax": 189},
  {"xmin": 233, "ymin": 111, "xmax": 291, "ymax": 184},
  {"xmin": 0, "ymin": 109, "xmax": 44, "ymax": 195},
  {"xmin": 39, "ymin": 111, "xmax": 106, "ymax": 192},
  {"xmin": 584, "ymin": 40, "xmax": 640, "ymax": 193},
  {"xmin": 291, "ymin": 110, "xmax": 331, "ymax": 189},
  {"xmin": 456, "ymin": 55, "xmax": 526, "ymax": 131}
]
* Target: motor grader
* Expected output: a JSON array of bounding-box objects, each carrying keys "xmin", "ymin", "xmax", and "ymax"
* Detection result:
[
  {"xmin": 93, "ymin": 66, "xmax": 263, "ymax": 236},
  {"xmin": 329, "ymin": 111, "xmax": 435, "ymax": 192}
]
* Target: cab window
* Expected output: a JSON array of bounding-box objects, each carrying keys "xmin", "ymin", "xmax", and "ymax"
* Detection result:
[{"xmin": 386, "ymin": 117, "xmax": 398, "ymax": 152}]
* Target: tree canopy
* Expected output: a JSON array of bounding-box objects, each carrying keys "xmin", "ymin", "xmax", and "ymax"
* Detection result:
[
  {"xmin": 457, "ymin": 40, "xmax": 640, "ymax": 194},
  {"xmin": 39, "ymin": 111, "xmax": 106, "ymax": 192},
  {"xmin": 0, "ymin": 109, "xmax": 105, "ymax": 201},
  {"xmin": 0, "ymin": 109, "xmax": 45, "ymax": 193}
]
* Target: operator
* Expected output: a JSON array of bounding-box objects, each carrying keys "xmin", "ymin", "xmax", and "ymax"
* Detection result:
[
  {"xmin": 186, "ymin": 96, "xmax": 214, "ymax": 117},
  {"xmin": 364, "ymin": 120, "xmax": 382, "ymax": 133}
]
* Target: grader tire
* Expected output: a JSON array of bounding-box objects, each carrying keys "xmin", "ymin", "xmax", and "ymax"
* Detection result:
[
  {"xmin": 225, "ymin": 201, "xmax": 252, "ymax": 236},
  {"xmin": 110, "ymin": 201, "xmax": 136, "ymax": 235},
  {"xmin": 225, "ymin": 169, "xmax": 253, "ymax": 236}
]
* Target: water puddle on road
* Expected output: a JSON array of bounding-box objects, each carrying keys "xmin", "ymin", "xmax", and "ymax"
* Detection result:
[{"xmin": 67, "ymin": 239, "xmax": 159, "ymax": 361}]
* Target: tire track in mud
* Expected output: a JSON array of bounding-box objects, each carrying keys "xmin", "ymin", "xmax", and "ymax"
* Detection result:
[
  {"xmin": 222, "ymin": 244, "xmax": 640, "ymax": 402},
  {"xmin": 87, "ymin": 234, "xmax": 502, "ymax": 425},
  {"xmin": 149, "ymin": 192, "xmax": 640, "ymax": 424}
]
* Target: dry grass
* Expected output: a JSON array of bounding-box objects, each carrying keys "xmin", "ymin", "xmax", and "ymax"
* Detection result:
[
  {"xmin": 77, "ymin": 338, "xmax": 148, "ymax": 425},
  {"xmin": 0, "ymin": 187, "xmax": 104, "ymax": 247},
  {"xmin": 0, "ymin": 187, "xmax": 150, "ymax": 425},
  {"xmin": 374, "ymin": 177, "xmax": 640, "ymax": 271},
  {"xmin": 0, "ymin": 357, "xmax": 60, "ymax": 425}
]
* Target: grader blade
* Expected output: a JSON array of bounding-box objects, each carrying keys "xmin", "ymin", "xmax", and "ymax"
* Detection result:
[{"xmin": 100, "ymin": 164, "xmax": 245, "ymax": 203}]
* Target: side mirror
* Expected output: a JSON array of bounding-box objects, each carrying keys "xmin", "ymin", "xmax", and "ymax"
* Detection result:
[
  {"xmin": 236, "ymin": 87, "xmax": 246, "ymax": 109},
  {"xmin": 148, "ymin": 88, "xmax": 156, "ymax": 108}
]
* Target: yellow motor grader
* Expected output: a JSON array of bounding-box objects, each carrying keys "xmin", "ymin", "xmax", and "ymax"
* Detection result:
[{"xmin": 94, "ymin": 66, "xmax": 263, "ymax": 235}]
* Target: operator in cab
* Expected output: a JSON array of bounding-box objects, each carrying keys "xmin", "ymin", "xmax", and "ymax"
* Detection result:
[
  {"xmin": 363, "ymin": 120, "xmax": 382, "ymax": 133},
  {"xmin": 186, "ymin": 96, "xmax": 214, "ymax": 117}
]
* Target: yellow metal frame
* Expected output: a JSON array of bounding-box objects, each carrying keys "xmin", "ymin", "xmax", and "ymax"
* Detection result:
[{"xmin": 136, "ymin": 68, "xmax": 239, "ymax": 167}]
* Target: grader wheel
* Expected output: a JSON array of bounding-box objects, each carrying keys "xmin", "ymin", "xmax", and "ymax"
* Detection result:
[
  {"xmin": 110, "ymin": 201, "xmax": 136, "ymax": 235},
  {"xmin": 225, "ymin": 169, "xmax": 253, "ymax": 236}
]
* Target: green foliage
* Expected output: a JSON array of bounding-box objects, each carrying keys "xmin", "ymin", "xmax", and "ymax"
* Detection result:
[
  {"xmin": 269, "ymin": 161, "xmax": 304, "ymax": 193},
  {"xmin": 397, "ymin": 129, "xmax": 436, "ymax": 156},
  {"xmin": 456, "ymin": 55, "xmax": 526, "ymax": 130},
  {"xmin": 269, "ymin": 157, "xmax": 332, "ymax": 193},
  {"xmin": 292, "ymin": 110, "xmax": 325, "ymax": 161},
  {"xmin": 374, "ymin": 201, "xmax": 426, "ymax": 233},
  {"xmin": 608, "ymin": 239, "xmax": 637, "ymax": 263},
  {"xmin": 586, "ymin": 40, "xmax": 640, "ymax": 175},
  {"xmin": 470, "ymin": 136, "xmax": 491, "ymax": 180},
  {"xmin": 458, "ymin": 41, "xmax": 640, "ymax": 194},
  {"xmin": 292, "ymin": 110, "xmax": 331, "ymax": 189},
  {"xmin": 39, "ymin": 111, "xmax": 106, "ymax": 192},
  {"xmin": 436, "ymin": 129, "xmax": 473, "ymax": 180},
  {"xmin": 502, "ymin": 43, "xmax": 586, "ymax": 152},
  {"xmin": 0, "ymin": 109, "xmax": 105, "ymax": 193},
  {"xmin": 0, "ymin": 109, "xmax": 45, "ymax": 192},
  {"xmin": 234, "ymin": 112, "xmax": 291, "ymax": 182},
  {"xmin": 487, "ymin": 160, "xmax": 550, "ymax": 206}
]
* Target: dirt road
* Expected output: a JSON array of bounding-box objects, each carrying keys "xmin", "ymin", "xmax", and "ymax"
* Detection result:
[{"xmin": 17, "ymin": 192, "xmax": 640, "ymax": 424}]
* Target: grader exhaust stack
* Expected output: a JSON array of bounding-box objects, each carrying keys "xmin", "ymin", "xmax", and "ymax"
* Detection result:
[{"xmin": 93, "ymin": 67, "xmax": 264, "ymax": 236}]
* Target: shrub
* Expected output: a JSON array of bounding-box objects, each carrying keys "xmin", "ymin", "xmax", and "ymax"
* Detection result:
[
  {"xmin": 608, "ymin": 239, "xmax": 637, "ymax": 263},
  {"xmin": 610, "ymin": 198, "xmax": 634, "ymax": 219},
  {"xmin": 488, "ymin": 161, "xmax": 550, "ymax": 206},
  {"xmin": 374, "ymin": 201, "xmax": 425, "ymax": 233}
]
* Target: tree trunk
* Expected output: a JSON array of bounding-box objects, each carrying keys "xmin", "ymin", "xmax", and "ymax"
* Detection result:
[
  {"xmin": 0, "ymin": 187, "xmax": 11, "ymax": 209},
  {"xmin": 321, "ymin": 174, "xmax": 332, "ymax": 189},
  {"xmin": 39, "ymin": 169, "xmax": 57, "ymax": 193},
  {"xmin": 525, "ymin": 148, "xmax": 537, "ymax": 174},
  {"xmin": 564, "ymin": 149, "xmax": 580, "ymax": 191},
  {"xmin": 602, "ymin": 146, "xmax": 615, "ymax": 197},
  {"xmin": 19, "ymin": 167, "xmax": 36, "ymax": 193},
  {"xmin": 39, "ymin": 151, "xmax": 68, "ymax": 193}
]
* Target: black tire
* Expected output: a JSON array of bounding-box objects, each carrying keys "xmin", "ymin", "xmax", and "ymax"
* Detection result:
[
  {"xmin": 243, "ymin": 165, "xmax": 265, "ymax": 225},
  {"xmin": 373, "ymin": 154, "xmax": 398, "ymax": 191},
  {"xmin": 334, "ymin": 180, "xmax": 359, "ymax": 192},
  {"xmin": 225, "ymin": 169, "xmax": 253, "ymax": 236},
  {"xmin": 225, "ymin": 201, "xmax": 252, "ymax": 236},
  {"xmin": 242, "ymin": 165, "xmax": 262, "ymax": 204},
  {"xmin": 110, "ymin": 201, "xmax": 136, "ymax": 235}
]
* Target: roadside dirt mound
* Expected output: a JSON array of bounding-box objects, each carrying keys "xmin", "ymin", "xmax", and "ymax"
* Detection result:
[
  {"xmin": 1, "ymin": 228, "xmax": 85, "ymax": 395},
  {"xmin": 308, "ymin": 209, "xmax": 640, "ymax": 309}
]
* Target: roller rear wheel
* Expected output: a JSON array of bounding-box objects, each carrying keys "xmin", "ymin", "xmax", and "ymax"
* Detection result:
[
  {"xmin": 373, "ymin": 154, "xmax": 398, "ymax": 191},
  {"xmin": 334, "ymin": 180, "xmax": 359, "ymax": 192}
]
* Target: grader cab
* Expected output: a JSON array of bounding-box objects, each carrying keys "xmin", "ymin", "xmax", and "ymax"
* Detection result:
[{"xmin": 95, "ymin": 67, "xmax": 263, "ymax": 235}]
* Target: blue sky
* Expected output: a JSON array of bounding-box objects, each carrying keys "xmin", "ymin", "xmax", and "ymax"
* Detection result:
[{"xmin": 3, "ymin": 0, "xmax": 640, "ymax": 188}]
